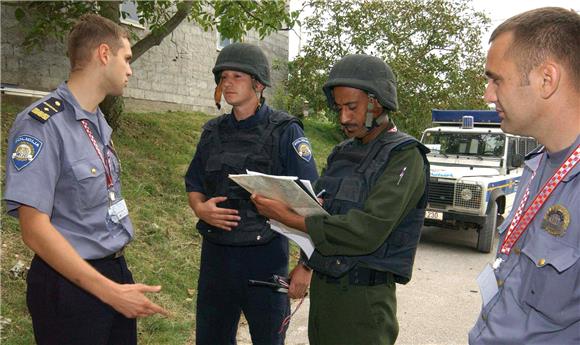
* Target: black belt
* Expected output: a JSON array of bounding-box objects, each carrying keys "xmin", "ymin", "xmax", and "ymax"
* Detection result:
[
  {"xmin": 319, "ymin": 266, "xmax": 394, "ymax": 286},
  {"xmin": 87, "ymin": 247, "xmax": 125, "ymax": 263}
]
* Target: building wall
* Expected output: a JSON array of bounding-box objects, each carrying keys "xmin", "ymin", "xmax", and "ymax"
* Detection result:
[{"xmin": 0, "ymin": 3, "xmax": 289, "ymax": 115}]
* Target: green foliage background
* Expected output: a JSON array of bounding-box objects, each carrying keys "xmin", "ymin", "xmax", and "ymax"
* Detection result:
[{"xmin": 281, "ymin": 0, "xmax": 491, "ymax": 138}]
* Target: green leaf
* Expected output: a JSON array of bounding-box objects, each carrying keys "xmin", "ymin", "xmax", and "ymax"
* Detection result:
[{"xmin": 14, "ymin": 7, "xmax": 25, "ymax": 21}]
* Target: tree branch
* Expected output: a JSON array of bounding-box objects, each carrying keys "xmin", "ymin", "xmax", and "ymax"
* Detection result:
[
  {"xmin": 130, "ymin": 0, "xmax": 194, "ymax": 62},
  {"xmin": 99, "ymin": 0, "xmax": 122, "ymax": 24},
  {"xmin": 235, "ymin": 1, "xmax": 292, "ymax": 32}
]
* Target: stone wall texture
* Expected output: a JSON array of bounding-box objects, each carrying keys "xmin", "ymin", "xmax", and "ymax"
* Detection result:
[{"xmin": 1, "ymin": 3, "xmax": 289, "ymax": 115}]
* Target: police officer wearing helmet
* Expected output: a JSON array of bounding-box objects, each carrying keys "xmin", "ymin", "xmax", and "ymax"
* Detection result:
[
  {"xmin": 252, "ymin": 54, "xmax": 430, "ymax": 344},
  {"xmin": 3, "ymin": 14, "xmax": 167, "ymax": 344},
  {"xmin": 185, "ymin": 42, "xmax": 318, "ymax": 344}
]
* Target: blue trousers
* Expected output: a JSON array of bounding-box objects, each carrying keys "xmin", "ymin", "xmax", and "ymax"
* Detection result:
[
  {"xmin": 26, "ymin": 255, "xmax": 137, "ymax": 345},
  {"xmin": 195, "ymin": 236, "xmax": 290, "ymax": 345}
]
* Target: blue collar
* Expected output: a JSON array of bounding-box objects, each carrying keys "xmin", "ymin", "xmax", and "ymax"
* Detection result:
[
  {"xmin": 525, "ymin": 135, "xmax": 580, "ymax": 181},
  {"xmin": 55, "ymin": 82, "xmax": 112, "ymax": 141},
  {"xmin": 227, "ymin": 103, "xmax": 270, "ymax": 129}
]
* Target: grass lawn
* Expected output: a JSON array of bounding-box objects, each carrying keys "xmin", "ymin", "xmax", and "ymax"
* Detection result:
[{"xmin": 0, "ymin": 100, "xmax": 341, "ymax": 344}]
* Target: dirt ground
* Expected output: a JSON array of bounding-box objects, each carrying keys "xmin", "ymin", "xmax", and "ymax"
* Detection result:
[{"xmin": 237, "ymin": 226, "xmax": 497, "ymax": 345}]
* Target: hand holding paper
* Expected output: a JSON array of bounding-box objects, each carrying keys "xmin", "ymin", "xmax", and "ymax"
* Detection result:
[
  {"xmin": 229, "ymin": 170, "xmax": 328, "ymax": 258},
  {"xmin": 250, "ymin": 194, "xmax": 306, "ymax": 231}
]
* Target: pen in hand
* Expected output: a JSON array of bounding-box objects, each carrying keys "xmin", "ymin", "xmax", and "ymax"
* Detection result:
[
  {"xmin": 315, "ymin": 189, "xmax": 326, "ymax": 206},
  {"xmin": 396, "ymin": 167, "xmax": 407, "ymax": 185}
]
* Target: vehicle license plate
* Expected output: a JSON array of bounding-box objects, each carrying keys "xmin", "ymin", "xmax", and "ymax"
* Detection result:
[{"xmin": 425, "ymin": 210, "xmax": 443, "ymax": 220}]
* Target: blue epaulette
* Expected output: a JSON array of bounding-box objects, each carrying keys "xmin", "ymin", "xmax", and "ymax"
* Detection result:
[{"xmin": 28, "ymin": 97, "xmax": 65, "ymax": 123}]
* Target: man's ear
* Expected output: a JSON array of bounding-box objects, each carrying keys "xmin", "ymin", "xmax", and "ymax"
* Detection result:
[
  {"xmin": 97, "ymin": 43, "xmax": 111, "ymax": 65},
  {"xmin": 253, "ymin": 80, "xmax": 265, "ymax": 93},
  {"xmin": 538, "ymin": 61, "xmax": 560, "ymax": 99}
]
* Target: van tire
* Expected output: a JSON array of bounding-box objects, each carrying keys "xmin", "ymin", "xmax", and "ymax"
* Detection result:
[{"xmin": 477, "ymin": 201, "xmax": 498, "ymax": 253}]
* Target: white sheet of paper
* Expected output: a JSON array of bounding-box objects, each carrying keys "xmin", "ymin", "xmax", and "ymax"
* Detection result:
[
  {"xmin": 297, "ymin": 179, "xmax": 316, "ymax": 198},
  {"xmin": 229, "ymin": 170, "xmax": 327, "ymax": 217},
  {"xmin": 270, "ymin": 220, "xmax": 315, "ymax": 258},
  {"xmin": 476, "ymin": 263, "xmax": 499, "ymax": 307}
]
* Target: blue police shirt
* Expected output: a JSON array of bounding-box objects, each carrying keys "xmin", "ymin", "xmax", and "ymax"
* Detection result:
[
  {"xmin": 185, "ymin": 103, "xmax": 319, "ymax": 193},
  {"xmin": 4, "ymin": 82, "xmax": 133, "ymax": 259},
  {"xmin": 469, "ymin": 135, "xmax": 580, "ymax": 344}
]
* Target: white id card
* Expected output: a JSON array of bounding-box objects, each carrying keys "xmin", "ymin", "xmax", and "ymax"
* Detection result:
[
  {"xmin": 108, "ymin": 199, "xmax": 129, "ymax": 224},
  {"xmin": 476, "ymin": 264, "xmax": 499, "ymax": 307}
]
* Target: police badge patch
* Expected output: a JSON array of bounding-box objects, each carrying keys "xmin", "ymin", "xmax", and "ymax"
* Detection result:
[
  {"xmin": 292, "ymin": 137, "xmax": 313, "ymax": 162},
  {"xmin": 541, "ymin": 204, "xmax": 570, "ymax": 237},
  {"xmin": 11, "ymin": 135, "xmax": 43, "ymax": 171}
]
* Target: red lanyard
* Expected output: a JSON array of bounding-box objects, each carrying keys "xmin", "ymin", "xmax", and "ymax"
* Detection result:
[
  {"xmin": 80, "ymin": 119, "xmax": 114, "ymax": 189},
  {"xmin": 500, "ymin": 144, "xmax": 580, "ymax": 255}
]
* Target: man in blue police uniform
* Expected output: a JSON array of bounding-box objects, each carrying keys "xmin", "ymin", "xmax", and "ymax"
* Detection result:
[
  {"xmin": 4, "ymin": 14, "xmax": 167, "ymax": 345},
  {"xmin": 469, "ymin": 7, "xmax": 580, "ymax": 344},
  {"xmin": 251, "ymin": 54, "xmax": 430, "ymax": 345},
  {"xmin": 185, "ymin": 42, "xmax": 318, "ymax": 344}
]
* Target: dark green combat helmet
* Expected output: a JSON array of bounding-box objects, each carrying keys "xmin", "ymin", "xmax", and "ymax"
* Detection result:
[
  {"xmin": 322, "ymin": 54, "xmax": 398, "ymax": 111},
  {"xmin": 212, "ymin": 42, "xmax": 271, "ymax": 87}
]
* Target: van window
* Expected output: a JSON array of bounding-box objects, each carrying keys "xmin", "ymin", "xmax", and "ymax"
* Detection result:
[{"xmin": 422, "ymin": 132, "xmax": 505, "ymax": 157}]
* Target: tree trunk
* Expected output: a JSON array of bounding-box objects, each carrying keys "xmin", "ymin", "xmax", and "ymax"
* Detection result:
[
  {"xmin": 131, "ymin": 1, "xmax": 194, "ymax": 61},
  {"xmin": 100, "ymin": 95, "xmax": 125, "ymax": 131},
  {"xmin": 96, "ymin": 0, "xmax": 194, "ymax": 130},
  {"xmin": 96, "ymin": 1, "xmax": 124, "ymax": 129},
  {"xmin": 98, "ymin": 0, "xmax": 122, "ymax": 23}
]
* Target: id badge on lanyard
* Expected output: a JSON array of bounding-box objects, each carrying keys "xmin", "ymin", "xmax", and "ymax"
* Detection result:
[
  {"xmin": 476, "ymin": 263, "xmax": 499, "ymax": 307},
  {"xmin": 108, "ymin": 199, "xmax": 129, "ymax": 223},
  {"xmin": 81, "ymin": 119, "xmax": 129, "ymax": 224}
]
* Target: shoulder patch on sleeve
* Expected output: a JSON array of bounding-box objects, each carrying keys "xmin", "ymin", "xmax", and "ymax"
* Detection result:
[
  {"xmin": 11, "ymin": 135, "xmax": 44, "ymax": 171},
  {"xmin": 28, "ymin": 97, "xmax": 64, "ymax": 123},
  {"xmin": 292, "ymin": 137, "xmax": 313, "ymax": 162}
]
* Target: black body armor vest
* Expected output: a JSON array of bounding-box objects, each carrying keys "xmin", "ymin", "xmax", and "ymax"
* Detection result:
[
  {"xmin": 308, "ymin": 130, "xmax": 429, "ymax": 284},
  {"xmin": 196, "ymin": 109, "xmax": 300, "ymax": 246}
]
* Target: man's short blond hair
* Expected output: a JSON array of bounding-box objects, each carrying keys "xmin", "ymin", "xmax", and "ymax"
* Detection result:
[{"xmin": 68, "ymin": 14, "xmax": 130, "ymax": 71}]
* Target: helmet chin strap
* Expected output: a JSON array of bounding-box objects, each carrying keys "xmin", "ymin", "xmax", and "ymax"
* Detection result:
[
  {"xmin": 252, "ymin": 78, "xmax": 265, "ymax": 107},
  {"xmin": 364, "ymin": 94, "xmax": 389, "ymax": 131},
  {"xmin": 214, "ymin": 79, "xmax": 224, "ymax": 110}
]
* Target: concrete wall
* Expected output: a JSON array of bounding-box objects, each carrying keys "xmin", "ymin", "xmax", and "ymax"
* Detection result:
[{"xmin": 0, "ymin": 3, "xmax": 289, "ymax": 115}]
